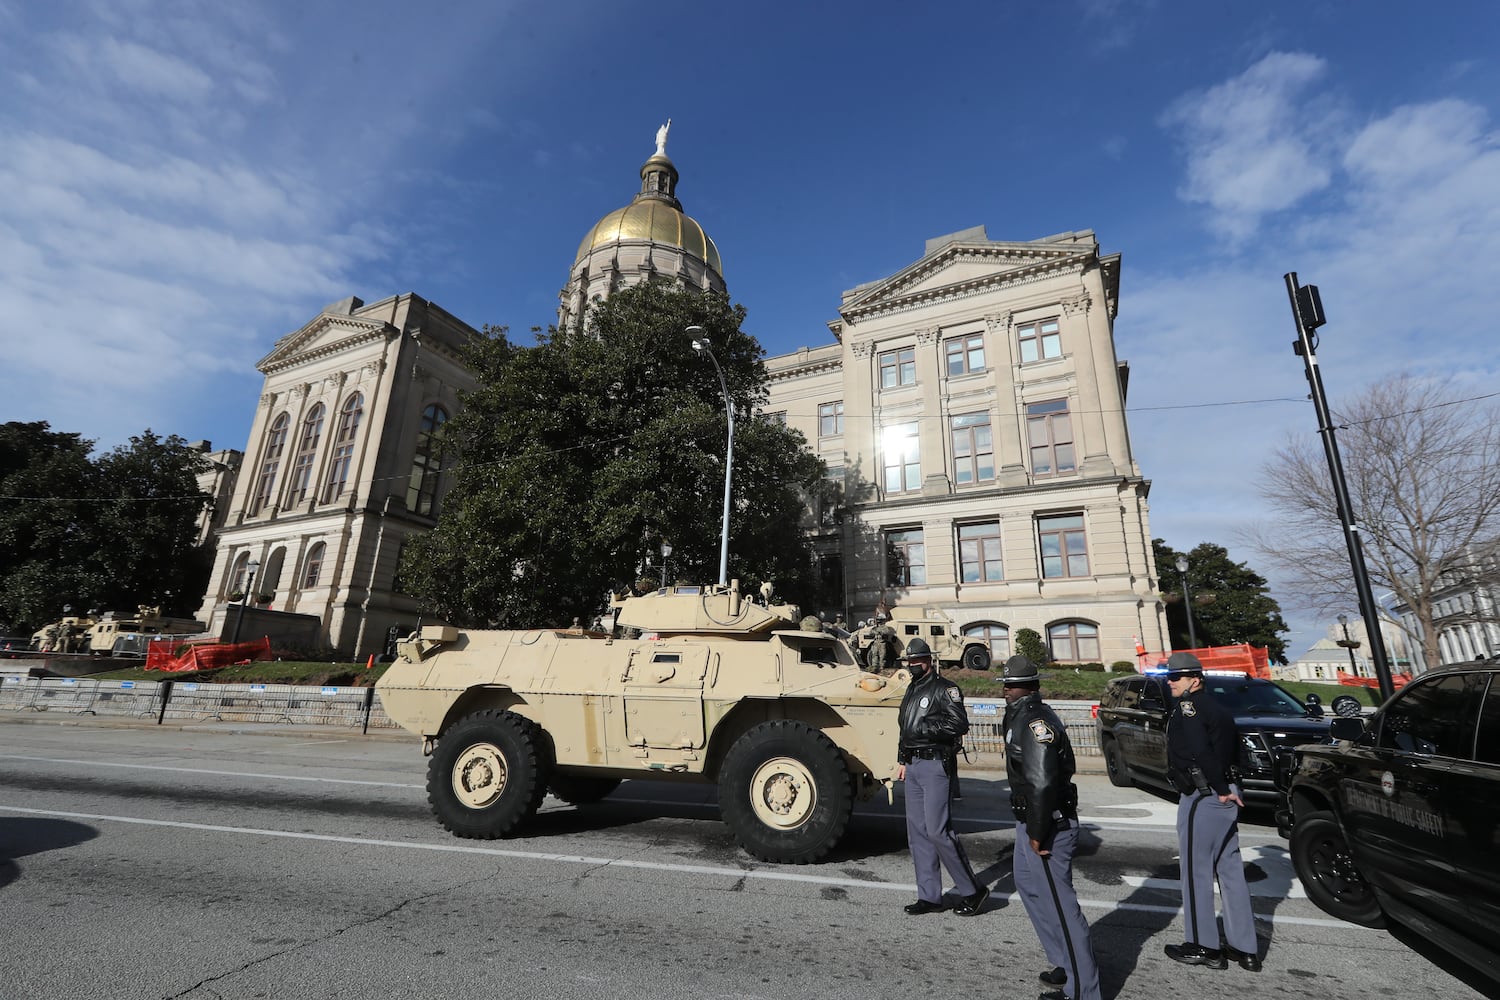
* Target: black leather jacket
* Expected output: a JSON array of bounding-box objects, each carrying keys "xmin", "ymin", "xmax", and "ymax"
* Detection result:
[
  {"xmin": 897, "ymin": 669, "xmax": 969, "ymax": 763},
  {"xmin": 1003, "ymin": 692, "xmax": 1078, "ymax": 845}
]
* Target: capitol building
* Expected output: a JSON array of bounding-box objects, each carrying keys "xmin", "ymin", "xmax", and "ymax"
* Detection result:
[{"xmin": 197, "ymin": 125, "xmax": 1166, "ymax": 665}]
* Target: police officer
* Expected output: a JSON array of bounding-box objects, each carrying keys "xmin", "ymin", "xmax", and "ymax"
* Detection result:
[
  {"xmin": 1002, "ymin": 655, "xmax": 1101, "ymax": 1000},
  {"xmin": 1162, "ymin": 652, "xmax": 1262, "ymax": 972},
  {"xmin": 897, "ymin": 637, "xmax": 988, "ymax": 916}
]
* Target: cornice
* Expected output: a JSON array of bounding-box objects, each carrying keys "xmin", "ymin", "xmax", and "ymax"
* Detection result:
[
  {"xmin": 842, "ymin": 257, "xmax": 1089, "ymax": 327},
  {"xmin": 258, "ymin": 315, "xmax": 396, "ymax": 374},
  {"xmin": 766, "ymin": 358, "xmax": 844, "ymax": 382}
]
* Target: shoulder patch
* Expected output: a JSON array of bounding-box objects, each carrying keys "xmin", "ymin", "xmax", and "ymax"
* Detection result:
[
  {"xmin": 1029, "ymin": 719, "xmax": 1055, "ymax": 743},
  {"xmin": 946, "ymin": 687, "xmax": 962, "ymax": 702},
  {"xmin": 1181, "ymin": 701, "xmax": 1198, "ymax": 718}
]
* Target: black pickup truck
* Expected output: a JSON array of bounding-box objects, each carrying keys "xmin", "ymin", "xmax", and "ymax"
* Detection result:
[{"xmin": 1277, "ymin": 662, "xmax": 1500, "ymax": 982}]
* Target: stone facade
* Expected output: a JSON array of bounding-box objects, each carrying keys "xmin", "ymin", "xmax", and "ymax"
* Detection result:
[
  {"xmin": 763, "ymin": 226, "xmax": 1166, "ymax": 666},
  {"xmin": 195, "ymin": 294, "xmax": 480, "ymax": 657}
]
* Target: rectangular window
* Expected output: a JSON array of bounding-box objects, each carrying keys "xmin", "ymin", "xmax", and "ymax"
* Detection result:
[
  {"xmin": 886, "ymin": 528, "xmax": 926, "ymax": 586},
  {"xmin": 951, "ymin": 412, "xmax": 995, "ymax": 485},
  {"xmin": 944, "ymin": 333, "xmax": 985, "ymax": 376},
  {"xmin": 1018, "ymin": 318, "xmax": 1062, "ymax": 363},
  {"xmin": 1027, "ymin": 399, "xmax": 1076, "ymax": 477},
  {"xmin": 1038, "ymin": 513, "xmax": 1089, "ymax": 579},
  {"xmin": 818, "ymin": 400, "xmax": 844, "ymax": 437},
  {"xmin": 958, "ymin": 522, "xmax": 1003, "ymax": 583},
  {"xmin": 879, "ymin": 347, "xmax": 917, "ymax": 389},
  {"xmin": 765, "ymin": 411, "xmax": 787, "ymax": 426},
  {"xmin": 881, "ymin": 422, "xmax": 921, "ymax": 494}
]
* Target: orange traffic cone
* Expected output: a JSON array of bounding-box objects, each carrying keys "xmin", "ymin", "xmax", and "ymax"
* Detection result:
[{"xmin": 365, "ymin": 653, "xmax": 375, "ymax": 670}]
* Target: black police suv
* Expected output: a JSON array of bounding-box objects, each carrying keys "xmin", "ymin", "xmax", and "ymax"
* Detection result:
[
  {"xmin": 1277, "ymin": 663, "xmax": 1500, "ymax": 980},
  {"xmin": 1095, "ymin": 671, "xmax": 1332, "ymax": 806}
]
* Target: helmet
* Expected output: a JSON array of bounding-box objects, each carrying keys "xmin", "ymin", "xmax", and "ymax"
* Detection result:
[{"xmin": 904, "ymin": 637, "xmax": 932, "ymax": 659}]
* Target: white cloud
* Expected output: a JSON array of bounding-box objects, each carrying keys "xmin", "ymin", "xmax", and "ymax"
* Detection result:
[{"xmin": 1161, "ymin": 51, "xmax": 1333, "ymax": 239}]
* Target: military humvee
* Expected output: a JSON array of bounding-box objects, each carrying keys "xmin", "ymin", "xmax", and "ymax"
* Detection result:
[
  {"xmin": 853, "ymin": 606, "xmax": 992, "ymax": 671},
  {"xmin": 376, "ymin": 581, "xmax": 910, "ymax": 864}
]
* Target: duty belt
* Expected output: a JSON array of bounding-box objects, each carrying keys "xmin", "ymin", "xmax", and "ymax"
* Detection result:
[{"xmin": 907, "ymin": 747, "xmax": 951, "ymax": 760}]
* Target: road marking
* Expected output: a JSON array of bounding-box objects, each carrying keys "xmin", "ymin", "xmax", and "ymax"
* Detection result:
[
  {"xmin": 0, "ymin": 802, "xmax": 1360, "ymax": 929},
  {"xmin": 281, "ymin": 739, "xmax": 351, "ymax": 747},
  {"xmin": 0, "ymin": 753, "xmax": 424, "ymax": 789},
  {"xmin": 1120, "ymin": 874, "xmax": 1306, "ymax": 899}
]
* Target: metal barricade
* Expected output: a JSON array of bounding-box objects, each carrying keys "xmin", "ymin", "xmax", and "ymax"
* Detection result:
[{"xmin": 963, "ymin": 699, "xmax": 1100, "ymax": 757}]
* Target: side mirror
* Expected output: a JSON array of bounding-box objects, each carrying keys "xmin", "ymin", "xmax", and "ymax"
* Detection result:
[
  {"xmin": 1303, "ymin": 693, "xmax": 1325, "ymax": 718},
  {"xmin": 1329, "ymin": 716, "xmax": 1366, "ymax": 741}
]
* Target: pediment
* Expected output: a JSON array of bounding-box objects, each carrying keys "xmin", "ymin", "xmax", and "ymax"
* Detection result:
[
  {"xmin": 840, "ymin": 241, "xmax": 1092, "ymax": 324},
  {"xmin": 257, "ymin": 313, "xmax": 394, "ymax": 374}
]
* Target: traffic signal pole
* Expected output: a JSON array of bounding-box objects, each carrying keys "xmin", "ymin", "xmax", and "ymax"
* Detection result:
[{"xmin": 1284, "ymin": 272, "xmax": 1396, "ymax": 701}]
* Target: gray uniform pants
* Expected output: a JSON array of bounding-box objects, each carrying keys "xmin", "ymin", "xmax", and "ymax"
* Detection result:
[
  {"xmin": 1177, "ymin": 788, "xmax": 1257, "ymax": 952},
  {"xmin": 1014, "ymin": 820, "xmax": 1101, "ymax": 1000},
  {"xmin": 904, "ymin": 756, "xmax": 979, "ymax": 903}
]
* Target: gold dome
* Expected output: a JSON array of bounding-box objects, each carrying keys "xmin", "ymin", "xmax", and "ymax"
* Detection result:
[{"xmin": 574, "ymin": 199, "xmax": 722, "ymax": 276}]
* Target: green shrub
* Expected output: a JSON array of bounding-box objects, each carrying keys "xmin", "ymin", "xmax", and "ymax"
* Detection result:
[
  {"xmin": 1072, "ymin": 662, "xmax": 1106, "ymax": 672},
  {"xmin": 1110, "ymin": 660, "xmax": 1137, "ymax": 673},
  {"xmin": 1014, "ymin": 628, "xmax": 1049, "ymax": 665}
]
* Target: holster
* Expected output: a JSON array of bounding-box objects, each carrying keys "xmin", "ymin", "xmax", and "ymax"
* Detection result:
[{"xmin": 1009, "ymin": 792, "xmax": 1028, "ymax": 821}]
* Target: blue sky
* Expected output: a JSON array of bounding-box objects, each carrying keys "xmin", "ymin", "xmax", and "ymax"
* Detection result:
[{"xmin": 3, "ymin": 0, "xmax": 1498, "ymax": 655}]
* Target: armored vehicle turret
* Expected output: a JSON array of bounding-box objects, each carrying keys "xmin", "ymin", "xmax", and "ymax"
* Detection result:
[{"xmin": 377, "ymin": 581, "xmax": 910, "ymax": 864}]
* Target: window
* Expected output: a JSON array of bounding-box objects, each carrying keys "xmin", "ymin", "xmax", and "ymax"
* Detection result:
[
  {"xmin": 765, "ymin": 411, "xmax": 787, "ymax": 426},
  {"xmin": 818, "ymin": 401, "xmax": 844, "ymax": 437},
  {"xmin": 886, "ymin": 528, "xmax": 926, "ymax": 586},
  {"xmin": 253, "ymin": 413, "xmax": 289, "ymax": 513},
  {"xmin": 1018, "ymin": 318, "xmax": 1062, "ymax": 363},
  {"xmin": 1038, "ymin": 513, "xmax": 1089, "ymax": 578},
  {"xmin": 1049, "ymin": 621, "xmax": 1100, "ymax": 662},
  {"xmin": 1477, "ymin": 675, "xmax": 1500, "ymax": 765},
  {"xmin": 881, "ymin": 423, "xmax": 921, "ymax": 494},
  {"xmin": 945, "ymin": 334, "xmax": 985, "ymax": 376},
  {"xmin": 323, "ymin": 393, "xmax": 363, "ymax": 502},
  {"xmin": 406, "ymin": 405, "xmax": 449, "ymax": 516},
  {"xmin": 958, "ymin": 522, "xmax": 1003, "ymax": 582},
  {"xmin": 879, "ymin": 347, "xmax": 916, "ymax": 388},
  {"xmin": 302, "ymin": 542, "xmax": 326, "ymax": 587},
  {"xmin": 229, "ymin": 552, "xmax": 254, "ymax": 596},
  {"xmin": 951, "ymin": 412, "xmax": 994, "ymax": 485},
  {"xmin": 287, "ymin": 404, "xmax": 324, "ymax": 506},
  {"xmin": 964, "ymin": 622, "xmax": 1010, "ymax": 660},
  {"xmin": 1378, "ymin": 674, "xmax": 1477, "ymax": 757},
  {"xmin": 1027, "ymin": 399, "xmax": 1076, "ymax": 477}
]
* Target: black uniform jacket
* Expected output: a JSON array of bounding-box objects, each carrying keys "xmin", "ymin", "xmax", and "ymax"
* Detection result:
[
  {"xmin": 1166, "ymin": 685, "xmax": 1237, "ymax": 796},
  {"xmin": 1003, "ymin": 692, "xmax": 1077, "ymax": 845},
  {"xmin": 897, "ymin": 669, "xmax": 969, "ymax": 763}
]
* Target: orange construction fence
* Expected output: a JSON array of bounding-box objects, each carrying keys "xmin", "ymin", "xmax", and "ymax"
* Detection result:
[
  {"xmin": 145, "ymin": 636, "xmax": 273, "ymax": 672},
  {"xmin": 1136, "ymin": 642, "xmax": 1272, "ymax": 679},
  {"xmin": 1337, "ymin": 670, "xmax": 1413, "ymax": 690}
]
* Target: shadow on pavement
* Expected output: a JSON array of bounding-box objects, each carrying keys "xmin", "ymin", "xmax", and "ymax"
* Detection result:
[{"xmin": 0, "ymin": 817, "xmax": 99, "ymax": 892}]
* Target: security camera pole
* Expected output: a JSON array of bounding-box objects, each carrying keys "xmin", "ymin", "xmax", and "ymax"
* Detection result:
[{"xmin": 1284, "ymin": 273, "xmax": 1394, "ymax": 700}]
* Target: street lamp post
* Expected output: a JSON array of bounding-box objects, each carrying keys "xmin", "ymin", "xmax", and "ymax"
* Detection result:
[
  {"xmin": 230, "ymin": 558, "xmax": 260, "ymax": 645},
  {"xmin": 1336, "ymin": 613, "xmax": 1363, "ymax": 678},
  {"xmin": 690, "ymin": 327, "xmax": 734, "ymax": 588},
  {"xmin": 660, "ymin": 541, "xmax": 672, "ymax": 589},
  {"xmin": 1175, "ymin": 554, "xmax": 1199, "ymax": 650}
]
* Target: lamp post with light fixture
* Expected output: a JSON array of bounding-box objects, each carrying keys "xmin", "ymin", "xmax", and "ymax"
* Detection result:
[
  {"xmin": 1175, "ymin": 554, "xmax": 1198, "ymax": 650},
  {"xmin": 1336, "ymin": 613, "xmax": 1363, "ymax": 678},
  {"xmin": 230, "ymin": 558, "xmax": 260, "ymax": 645},
  {"xmin": 689, "ymin": 326, "xmax": 733, "ymax": 587}
]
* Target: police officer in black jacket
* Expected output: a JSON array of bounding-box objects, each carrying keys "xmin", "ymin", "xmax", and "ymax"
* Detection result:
[
  {"xmin": 897, "ymin": 638, "xmax": 988, "ymax": 916},
  {"xmin": 1162, "ymin": 652, "xmax": 1262, "ymax": 972},
  {"xmin": 1002, "ymin": 655, "xmax": 1101, "ymax": 1000}
]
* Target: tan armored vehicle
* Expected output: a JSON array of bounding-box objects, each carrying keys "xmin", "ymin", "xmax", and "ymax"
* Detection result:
[
  {"xmin": 377, "ymin": 581, "xmax": 910, "ymax": 863},
  {"xmin": 853, "ymin": 605, "xmax": 992, "ymax": 671}
]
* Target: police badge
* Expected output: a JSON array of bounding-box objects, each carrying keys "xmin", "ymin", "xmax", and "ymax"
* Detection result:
[{"xmin": 1182, "ymin": 701, "xmax": 1197, "ymax": 717}]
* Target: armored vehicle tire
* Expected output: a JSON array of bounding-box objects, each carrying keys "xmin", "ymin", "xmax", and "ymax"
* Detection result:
[
  {"xmin": 1102, "ymin": 737, "xmax": 1133, "ymax": 788},
  {"xmin": 961, "ymin": 645, "xmax": 991, "ymax": 671},
  {"xmin": 1290, "ymin": 809, "xmax": 1386, "ymax": 928},
  {"xmin": 548, "ymin": 773, "xmax": 622, "ymax": 805},
  {"xmin": 719, "ymin": 720, "xmax": 854, "ymax": 864},
  {"xmin": 427, "ymin": 710, "xmax": 549, "ymax": 839}
]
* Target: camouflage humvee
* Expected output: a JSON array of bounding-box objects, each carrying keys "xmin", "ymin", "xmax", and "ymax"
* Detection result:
[
  {"xmin": 376, "ymin": 581, "xmax": 910, "ymax": 864},
  {"xmin": 852, "ymin": 605, "xmax": 993, "ymax": 671}
]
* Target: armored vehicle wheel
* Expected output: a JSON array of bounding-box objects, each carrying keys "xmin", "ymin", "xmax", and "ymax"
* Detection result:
[
  {"xmin": 1290, "ymin": 810, "xmax": 1386, "ymax": 927},
  {"xmin": 720, "ymin": 720, "xmax": 854, "ymax": 864},
  {"xmin": 427, "ymin": 710, "xmax": 548, "ymax": 839},
  {"xmin": 961, "ymin": 645, "xmax": 991, "ymax": 671},
  {"xmin": 1102, "ymin": 737, "xmax": 1133, "ymax": 788},
  {"xmin": 548, "ymin": 773, "xmax": 622, "ymax": 805}
]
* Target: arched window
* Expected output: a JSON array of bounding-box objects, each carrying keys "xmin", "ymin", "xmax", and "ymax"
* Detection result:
[
  {"xmin": 302, "ymin": 542, "xmax": 326, "ymax": 588},
  {"xmin": 1048, "ymin": 621, "xmax": 1100, "ymax": 663},
  {"xmin": 229, "ymin": 552, "xmax": 253, "ymax": 597},
  {"xmin": 286, "ymin": 403, "xmax": 324, "ymax": 506},
  {"xmin": 963, "ymin": 622, "xmax": 1010, "ymax": 660},
  {"xmin": 406, "ymin": 404, "xmax": 449, "ymax": 516},
  {"xmin": 253, "ymin": 413, "xmax": 289, "ymax": 514},
  {"xmin": 323, "ymin": 393, "xmax": 364, "ymax": 502}
]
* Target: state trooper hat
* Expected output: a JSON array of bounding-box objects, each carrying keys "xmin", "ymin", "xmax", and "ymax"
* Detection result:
[
  {"xmin": 904, "ymin": 637, "xmax": 933, "ymax": 659},
  {"xmin": 1165, "ymin": 651, "xmax": 1204, "ymax": 678},
  {"xmin": 1001, "ymin": 654, "xmax": 1041, "ymax": 685}
]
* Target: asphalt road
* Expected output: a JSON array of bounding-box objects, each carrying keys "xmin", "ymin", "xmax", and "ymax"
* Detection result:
[{"xmin": 0, "ymin": 717, "xmax": 1493, "ymax": 1000}]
